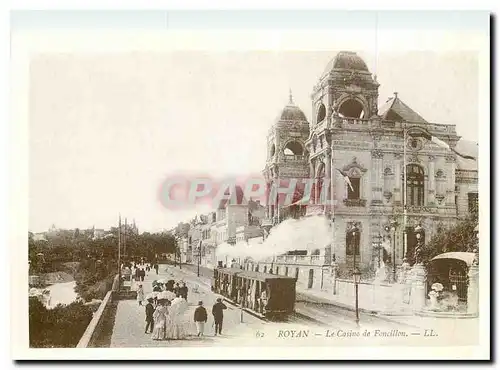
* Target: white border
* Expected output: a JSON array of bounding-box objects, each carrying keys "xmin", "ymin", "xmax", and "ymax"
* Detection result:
[{"xmin": 7, "ymin": 10, "xmax": 491, "ymax": 362}]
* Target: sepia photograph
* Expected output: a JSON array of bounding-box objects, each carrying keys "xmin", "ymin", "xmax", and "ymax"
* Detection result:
[{"xmin": 10, "ymin": 9, "xmax": 490, "ymax": 360}]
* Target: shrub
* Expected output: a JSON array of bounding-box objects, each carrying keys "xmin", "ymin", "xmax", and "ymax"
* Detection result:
[{"xmin": 29, "ymin": 297, "xmax": 93, "ymax": 348}]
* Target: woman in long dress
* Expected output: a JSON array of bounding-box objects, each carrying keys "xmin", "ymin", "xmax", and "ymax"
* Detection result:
[
  {"xmin": 169, "ymin": 297, "xmax": 190, "ymax": 339},
  {"xmin": 151, "ymin": 300, "xmax": 168, "ymax": 340},
  {"xmin": 136, "ymin": 284, "xmax": 145, "ymax": 306}
]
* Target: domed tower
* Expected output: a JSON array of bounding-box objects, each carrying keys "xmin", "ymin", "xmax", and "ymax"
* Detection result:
[
  {"xmin": 311, "ymin": 51, "xmax": 380, "ymax": 127},
  {"xmin": 263, "ymin": 91, "xmax": 310, "ymax": 225},
  {"xmin": 306, "ymin": 51, "xmax": 380, "ymax": 268}
]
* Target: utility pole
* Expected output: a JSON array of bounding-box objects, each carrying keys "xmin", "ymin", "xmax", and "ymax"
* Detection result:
[
  {"xmin": 124, "ymin": 218, "xmax": 127, "ymax": 260},
  {"xmin": 197, "ymin": 241, "xmax": 201, "ymax": 277},
  {"xmin": 118, "ymin": 214, "xmax": 122, "ymax": 279}
]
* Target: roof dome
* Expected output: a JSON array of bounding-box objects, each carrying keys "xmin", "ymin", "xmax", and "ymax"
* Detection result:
[
  {"xmin": 324, "ymin": 51, "xmax": 369, "ymax": 73},
  {"xmin": 279, "ymin": 90, "xmax": 308, "ymax": 122}
]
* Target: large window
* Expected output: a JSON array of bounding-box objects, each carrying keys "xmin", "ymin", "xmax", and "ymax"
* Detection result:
[
  {"xmin": 405, "ymin": 164, "xmax": 424, "ymax": 206},
  {"xmin": 468, "ymin": 192, "xmax": 479, "ymax": 215},
  {"xmin": 347, "ymin": 177, "xmax": 361, "ymax": 199},
  {"xmin": 346, "ymin": 231, "xmax": 360, "ymax": 256}
]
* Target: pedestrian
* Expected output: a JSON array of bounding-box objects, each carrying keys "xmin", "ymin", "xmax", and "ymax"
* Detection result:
[
  {"xmin": 180, "ymin": 282, "xmax": 188, "ymax": 300},
  {"xmin": 136, "ymin": 284, "xmax": 145, "ymax": 306},
  {"xmin": 193, "ymin": 301, "xmax": 207, "ymax": 337},
  {"xmin": 140, "ymin": 268, "xmax": 146, "ymax": 282},
  {"xmin": 151, "ymin": 299, "xmax": 168, "ymax": 341},
  {"xmin": 174, "ymin": 282, "xmax": 181, "ymax": 297},
  {"xmin": 154, "ymin": 263, "xmax": 159, "ymax": 275},
  {"xmin": 212, "ymin": 298, "xmax": 227, "ymax": 336},
  {"xmin": 260, "ymin": 289, "xmax": 268, "ymax": 314},
  {"xmin": 144, "ymin": 298, "xmax": 155, "ymax": 334}
]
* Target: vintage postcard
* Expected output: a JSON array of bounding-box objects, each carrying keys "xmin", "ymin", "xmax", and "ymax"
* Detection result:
[{"xmin": 11, "ymin": 10, "xmax": 490, "ymax": 360}]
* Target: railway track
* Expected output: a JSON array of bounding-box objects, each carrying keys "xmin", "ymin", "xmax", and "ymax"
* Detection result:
[{"xmin": 171, "ymin": 264, "xmax": 420, "ymax": 330}]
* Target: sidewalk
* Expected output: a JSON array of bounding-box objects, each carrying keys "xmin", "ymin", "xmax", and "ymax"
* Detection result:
[
  {"xmin": 297, "ymin": 285, "xmax": 413, "ymax": 316},
  {"xmin": 110, "ymin": 264, "xmax": 265, "ymax": 347}
]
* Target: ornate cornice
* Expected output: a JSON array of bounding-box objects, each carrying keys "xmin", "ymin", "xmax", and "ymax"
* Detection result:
[
  {"xmin": 343, "ymin": 199, "xmax": 367, "ymax": 207},
  {"xmin": 371, "ymin": 149, "xmax": 384, "ymax": 159}
]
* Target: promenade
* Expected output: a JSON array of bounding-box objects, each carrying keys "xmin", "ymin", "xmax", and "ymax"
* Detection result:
[{"xmin": 109, "ymin": 264, "xmax": 303, "ymax": 347}]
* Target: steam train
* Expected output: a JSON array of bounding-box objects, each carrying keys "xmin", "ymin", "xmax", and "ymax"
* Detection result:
[{"xmin": 211, "ymin": 267, "xmax": 296, "ymax": 321}]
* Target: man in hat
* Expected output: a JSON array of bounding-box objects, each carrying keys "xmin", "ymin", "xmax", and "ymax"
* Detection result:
[
  {"xmin": 212, "ymin": 298, "xmax": 227, "ymax": 336},
  {"xmin": 144, "ymin": 298, "xmax": 155, "ymax": 334},
  {"xmin": 193, "ymin": 301, "xmax": 208, "ymax": 337}
]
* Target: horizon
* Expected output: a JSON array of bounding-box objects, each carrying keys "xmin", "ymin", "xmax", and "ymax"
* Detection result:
[{"xmin": 29, "ymin": 50, "xmax": 479, "ymax": 234}]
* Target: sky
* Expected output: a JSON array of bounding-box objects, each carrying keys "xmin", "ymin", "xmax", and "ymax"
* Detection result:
[{"xmin": 28, "ymin": 50, "xmax": 479, "ymax": 233}]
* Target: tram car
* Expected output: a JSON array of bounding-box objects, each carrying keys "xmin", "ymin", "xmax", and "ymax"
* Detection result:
[{"xmin": 212, "ymin": 267, "xmax": 296, "ymax": 321}]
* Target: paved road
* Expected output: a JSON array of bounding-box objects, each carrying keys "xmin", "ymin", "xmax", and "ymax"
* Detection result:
[{"xmin": 179, "ymin": 264, "xmax": 419, "ymax": 330}]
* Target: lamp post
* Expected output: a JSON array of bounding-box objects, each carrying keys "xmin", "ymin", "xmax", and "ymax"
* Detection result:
[
  {"xmin": 414, "ymin": 224, "xmax": 423, "ymax": 265},
  {"xmin": 353, "ymin": 267, "xmax": 361, "ymax": 327},
  {"xmin": 375, "ymin": 233, "xmax": 382, "ymax": 268},
  {"xmin": 197, "ymin": 243, "xmax": 202, "ymax": 277},
  {"xmin": 350, "ymin": 225, "xmax": 360, "ymax": 272},
  {"xmin": 390, "ymin": 220, "xmax": 398, "ymax": 282}
]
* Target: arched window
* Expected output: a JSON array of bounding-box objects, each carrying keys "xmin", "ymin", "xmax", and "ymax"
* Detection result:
[
  {"xmin": 339, "ymin": 99, "xmax": 365, "ymax": 119},
  {"xmin": 317, "ymin": 103, "xmax": 326, "ymax": 123},
  {"xmin": 283, "ymin": 141, "xmax": 304, "ymax": 156},
  {"xmin": 405, "ymin": 164, "xmax": 425, "ymax": 206}
]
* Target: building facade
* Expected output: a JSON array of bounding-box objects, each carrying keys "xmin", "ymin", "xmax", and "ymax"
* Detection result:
[{"xmin": 262, "ymin": 51, "xmax": 478, "ymax": 278}]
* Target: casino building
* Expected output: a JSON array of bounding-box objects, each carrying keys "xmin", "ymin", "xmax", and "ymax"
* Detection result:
[{"xmin": 260, "ymin": 51, "xmax": 478, "ymax": 283}]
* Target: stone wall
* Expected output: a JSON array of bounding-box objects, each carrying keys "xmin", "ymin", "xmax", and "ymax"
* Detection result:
[{"xmin": 76, "ymin": 274, "xmax": 120, "ymax": 348}]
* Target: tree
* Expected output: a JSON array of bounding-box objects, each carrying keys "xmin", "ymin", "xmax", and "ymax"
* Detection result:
[
  {"xmin": 422, "ymin": 216, "xmax": 478, "ymax": 263},
  {"xmin": 29, "ymin": 297, "xmax": 93, "ymax": 348}
]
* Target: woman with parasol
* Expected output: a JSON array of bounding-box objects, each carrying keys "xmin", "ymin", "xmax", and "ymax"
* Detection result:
[{"xmin": 169, "ymin": 296, "xmax": 190, "ymax": 339}]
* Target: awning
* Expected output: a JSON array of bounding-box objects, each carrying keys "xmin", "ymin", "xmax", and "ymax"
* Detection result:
[{"xmin": 430, "ymin": 252, "xmax": 475, "ymax": 267}]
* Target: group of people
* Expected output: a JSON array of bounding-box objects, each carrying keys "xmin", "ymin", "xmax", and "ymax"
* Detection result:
[
  {"xmin": 140, "ymin": 276, "xmax": 227, "ymax": 339},
  {"xmin": 143, "ymin": 278, "xmax": 191, "ymax": 340},
  {"xmin": 121, "ymin": 260, "xmax": 160, "ymax": 283},
  {"xmin": 145, "ymin": 297, "xmax": 227, "ymax": 339}
]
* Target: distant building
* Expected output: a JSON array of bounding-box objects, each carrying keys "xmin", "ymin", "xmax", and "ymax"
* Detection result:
[{"xmin": 32, "ymin": 233, "xmax": 48, "ymax": 242}]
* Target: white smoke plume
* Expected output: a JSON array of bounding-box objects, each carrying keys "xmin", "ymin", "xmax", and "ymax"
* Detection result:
[{"xmin": 215, "ymin": 215, "xmax": 333, "ymax": 261}]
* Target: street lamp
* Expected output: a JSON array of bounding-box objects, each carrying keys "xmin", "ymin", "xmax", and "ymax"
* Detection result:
[
  {"xmin": 197, "ymin": 243, "xmax": 202, "ymax": 277},
  {"xmin": 374, "ymin": 233, "xmax": 383, "ymax": 268},
  {"xmin": 350, "ymin": 225, "xmax": 360, "ymax": 272},
  {"xmin": 390, "ymin": 220, "xmax": 398, "ymax": 282},
  {"xmin": 353, "ymin": 267, "xmax": 361, "ymax": 327},
  {"xmin": 414, "ymin": 224, "xmax": 423, "ymax": 265}
]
